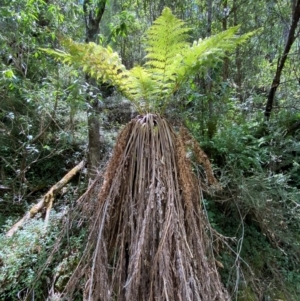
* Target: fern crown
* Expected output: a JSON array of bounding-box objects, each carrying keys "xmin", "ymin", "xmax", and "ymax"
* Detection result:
[{"xmin": 41, "ymin": 7, "xmax": 254, "ymax": 114}]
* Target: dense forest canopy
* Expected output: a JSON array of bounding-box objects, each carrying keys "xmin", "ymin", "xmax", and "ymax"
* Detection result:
[{"xmin": 0, "ymin": 0, "xmax": 300, "ymax": 300}]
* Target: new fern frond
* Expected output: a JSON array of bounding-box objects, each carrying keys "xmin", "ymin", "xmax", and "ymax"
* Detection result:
[
  {"xmin": 127, "ymin": 66, "xmax": 158, "ymax": 111},
  {"xmin": 144, "ymin": 8, "xmax": 190, "ymax": 105},
  {"xmin": 40, "ymin": 7, "xmax": 255, "ymax": 114}
]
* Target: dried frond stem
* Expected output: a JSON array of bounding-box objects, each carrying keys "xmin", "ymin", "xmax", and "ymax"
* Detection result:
[
  {"xmin": 44, "ymin": 115, "xmax": 229, "ymax": 301},
  {"xmin": 175, "ymin": 131, "xmax": 197, "ymax": 209},
  {"xmin": 179, "ymin": 126, "xmax": 220, "ymax": 187}
]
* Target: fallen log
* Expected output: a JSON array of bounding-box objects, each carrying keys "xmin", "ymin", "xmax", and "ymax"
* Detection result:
[{"xmin": 6, "ymin": 160, "xmax": 86, "ymax": 237}]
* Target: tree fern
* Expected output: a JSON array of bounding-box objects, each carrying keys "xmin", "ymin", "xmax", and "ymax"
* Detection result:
[
  {"xmin": 41, "ymin": 7, "xmax": 255, "ymax": 113},
  {"xmin": 36, "ymin": 8, "xmax": 257, "ymax": 301}
]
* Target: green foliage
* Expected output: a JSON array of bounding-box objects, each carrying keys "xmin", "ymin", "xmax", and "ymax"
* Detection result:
[
  {"xmin": 0, "ymin": 0, "xmax": 87, "ymax": 208},
  {"xmin": 108, "ymin": 10, "xmax": 136, "ymax": 42},
  {"xmin": 210, "ymin": 121, "xmax": 268, "ymax": 171},
  {"xmin": 0, "ymin": 212, "xmax": 88, "ymax": 300},
  {"xmin": 41, "ymin": 7, "xmax": 254, "ymax": 114},
  {"xmin": 1, "ymin": 0, "xmax": 300, "ymax": 300},
  {"xmin": 195, "ymin": 109, "xmax": 300, "ymax": 300},
  {"xmin": 0, "ymin": 217, "xmax": 57, "ymax": 299}
]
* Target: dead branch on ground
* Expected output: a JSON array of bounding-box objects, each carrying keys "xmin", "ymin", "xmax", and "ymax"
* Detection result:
[{"xmin": 6, "ymin": 160, "xmax": 86, "ymax": 237}]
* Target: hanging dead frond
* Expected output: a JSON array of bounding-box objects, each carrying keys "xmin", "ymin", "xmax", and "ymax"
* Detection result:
[
  {"xmin": 56, "ymin": 114, "xmax": 229, "ymax": 301},
  {"xmin": 179, "ymin": 126, "xmax": 221, "ymax": 189}
]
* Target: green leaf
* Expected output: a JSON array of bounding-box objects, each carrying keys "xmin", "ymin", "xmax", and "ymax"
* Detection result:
[{"xmin": 3, "ymin": 69, "xmax": 15, "ymax": 79}]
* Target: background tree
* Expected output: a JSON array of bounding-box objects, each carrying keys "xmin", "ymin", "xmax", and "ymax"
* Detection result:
[
  {"xmin": 264, "ymin": 0, "xmax": 300, "ymax": 119},
  {"xmin": 83, "ymin": 0, "xmax": 108, "ymax": 179}
]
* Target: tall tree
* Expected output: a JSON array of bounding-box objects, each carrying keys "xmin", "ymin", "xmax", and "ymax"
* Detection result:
[
  {"xmin": 83, "ymin": 0, "xmax": 108, "ymax": 179},
  {"xmin": 264, "ymin": 0, "xmax": 300, "ymax": 119}
]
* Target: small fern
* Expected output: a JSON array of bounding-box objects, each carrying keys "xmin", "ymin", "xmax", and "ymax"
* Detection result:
[{"xmin": 41, "ymin": 7, "xmax": 254, "ymax": 114}]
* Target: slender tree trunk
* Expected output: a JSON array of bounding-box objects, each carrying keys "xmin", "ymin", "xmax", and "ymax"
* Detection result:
[
  {"xmin": 83, "ymin": 0, "xmax": 107, "ymax": 179},
  {"xmin": 222, "ymin": 0, "xmax": 229, "ymax": 80},
  {"xmin": 264, "ymin": 0, "xmax": 300, "ymax": 119},
  {"xmin": 86, "ymin": 79, "xmax": 102, "ymax": 179},
  {"xmin": 206, "ymin": 0, "xmax": 216, "ymax": 138},
  {"xmin": 206, "ymin": 0, "xmax": 212, "ymax": 43},
  {"xmin": 233, "ymin": 0, "xmax": 243, "ymax": 102}
]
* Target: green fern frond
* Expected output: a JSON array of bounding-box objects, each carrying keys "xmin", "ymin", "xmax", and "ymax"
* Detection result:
[
  {"xmin": 40, "ymin": 40, "xmax": 144, "ymax": 110},
  {"xmin": 144, "ymin": 7, "xmax": 190, "ymax": 102},
  {"xmin": 145, "ymin": 8, "xmax": 189, "ymax": 62},
  {"xmin": 174, "ymin": 26, "xmax": 257, "ymax": 91},
  {"xmin": 127, "ymin": 66, "xmax": 159, "ymax": 111},
  {"xmin": 40, "ymin": 8, "xmax": 256, "ymax": 114},
  {"xmin": 176, "ymin": 26, "xmax": 240, "ymax": 83},
  {"xmin": 41, "ymin": 40, "xmax": 127, "ymax": 87}
]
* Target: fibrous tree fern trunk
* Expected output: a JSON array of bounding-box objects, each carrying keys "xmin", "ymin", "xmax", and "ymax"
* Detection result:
[{"xmin": 63, "ymin": 114, "xmax": 229, "ymax": 301}]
